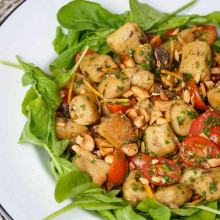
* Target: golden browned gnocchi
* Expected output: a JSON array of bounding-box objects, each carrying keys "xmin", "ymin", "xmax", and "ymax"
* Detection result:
[
  {"xmin": 207, "ymin": 87, "xmax": 220, "ymax": 111},
  {"xmin": 123, "ymin": 170, "xmax": 148, "ymax": 204},
  {"xmin": 170, "ymin": 100, "xmax": 198, "ymax": 136},
  {"xmin": 155, "ymin": 184, "xmax": 193, "ymax": 208},
  {"xmin": 180, "ymin": 40, "xmax": 212, "ymax": 81},
  {"xmin": 143, "ymin": 123, "xmax": 177, "ymax": 157},
  {"xmin": 98, "ymin": 74, "xmax": 130, "ymax": 99},
  {"xmin": 69, "ymin": 94, "xmax": 100, "ymax": 125},
  {"xmin": 106, "ymin": 22, "xmax": 147, "ymax": 55},
  {"xmin": 80, "ymin": 53, "xmax": 115, "ymax": 83},
  {"xmin": 122, "ymin": 66, "xmax": 154, "ymax": 89}
]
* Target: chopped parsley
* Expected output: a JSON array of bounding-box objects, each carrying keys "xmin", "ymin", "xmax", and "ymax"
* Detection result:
[
  {"xmin": 80, "ymin": 104, "xmax": 86, "ymax": 110},
  {"xmin": 132, "ymin": 183, "xmax": 139, "ymax": 191},
  {"xmin": 187, "ymin": 111, "xmax": 197, "ymax": 119},
  {"xmin": 177, "ymin": 116, "xmax": 185, "ymax": 126},
  {"xmin": 117, "ymin": 86, "xmax": 123, "ymax": 91},
  {"xmin": 165, "ymin": 140, "xmax": 170, "ymax": 144},
  {"xmin": 209, "ymin": 182, "xmax": 218, "ymax": 195}
]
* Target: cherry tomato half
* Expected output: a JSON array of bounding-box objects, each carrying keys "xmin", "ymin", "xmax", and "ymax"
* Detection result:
[
  {"xmin": 128, "ymin": 153, "xmax": 152, "ymax": 170},
  {"xmin": 142, "ymin": 158, "xmax": 181, "ymax": 186},
  {"xmin": 58, "ymin": 89, "xmax": 75, "ymax": 118},
  {"xmin": 106, "ymin": 97, "xmax": 136, "ymax": 113},
  {"xmin": 189, "ymin": 111, "xmax": 220, "ymax": 137},
  {"xmin": 180, "ymin": 136, "xmax": 220, "ymax": 169},
  {"xmin": 188, "ymin": 80, "xmax": 206, "ymax": 110},
  {"xmin": 209, "ymin": 126, "xmax": 220, "ymax": 146},
  {"xmin": 193, "ymin": 25, "xmax": 216, "ymax": 45},
  {"xmin": 75, "ymin": 49, "xmax": 95, "ymax": 72},
  {"xmin": 107, "ymin": 148, "xmax": 128, "ymax": 187}
]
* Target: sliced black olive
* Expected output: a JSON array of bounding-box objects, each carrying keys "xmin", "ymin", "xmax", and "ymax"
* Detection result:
[{"xmin": 154, "ymin": 48, "xmax": 169, "ymax": 70}]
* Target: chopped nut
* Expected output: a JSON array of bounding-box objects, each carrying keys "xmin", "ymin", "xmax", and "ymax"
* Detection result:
[
  {"xmin": 211, "ymin": 68, "xmax": 220, "ymax": 75},
  {"xmin": 93, "ymin": 172, "xmax": 107, "ymax": 186},
  {"xmin": 94, "ymin": 137, "xmax": 104, "ymax": 148},
  {"xmin": 141, "ymin": 142, "xmax": 146, "ymax": 153},
  {"xmin": 100, "ymin": 147, "xmax": 114, "ymax": 156},
  {"xmin": 60, "ymin": 90, "xmax": 65, "ymax": 98},
  {"xmin": 204, "ymin": 81, "xmax": 215, "ymax": 89},
  {"xmin": 152, "ymin": 176, "xmax": 160, "ymax": 183},
  {"xmin": 174, "ymin": 136, "xmax": 180, "ymax": 146},
  {"xmin": 72, "ymin": 144, "xmax": 82, "ymax": 153},
  {"xmin": 129, "ymin": 162, "xmax": 135, "ymax": 171},
  {"xmin": 157, "ymin": 118, "xmax": 168, "ymax": 124},
  {"xmin": 165, "ymin": 111, "xmax": 171, "ymax": 122},
  {"xmin": 160, "ymin": 90, "xmax": 169, "ymax": 100},
  {"xmin": 178, "ymin": 36, "xmax": 187, "ymax": 45},
  {"xmin": 194, "ymin": 73, "xmax": 200, "ymax": 84},
  {"xmin": 131, "ymin": 86, "xmax": 150, "ymax": 99},
  {"xmin": 82, "ymin": 134, "xmax": 95, "ymax": 152},
  {"xmin": 139, "ymin": 108, "xmax": 150, "ymax": 123},
  {"xmin": 119, "ymin": 64, "xmax": 125, "ymax": 69},
  {"xmin": 152, "ymin": 159, "xmax": 159, "ymax": 164},
  {"xmin": 133, "ymin": 116, "xmax": 145, "ymax": 128},
  {"xmin": 191, "ymin": 93, "xmax": 195, "ymax": 105},
  {"xmin": 121, "ymin": 143, "xmax": 138, "ymax": 156},
  {"xmin": 139, "ymin": 178, "xmax": 149, "ymax": 185},
  {"xmin": 183, "ymin": 90, "xmax": 190, "ymax": 103},
  {"xmin": 199, "ymin": 133, "xmax": 209, "ymax": 140},
  {"xmin": 154, "ymin": 100, "xmax": 173, "ymax": 112},
  {"xmin": 96, "ymin": 150, "xmax": 102, "ymax": 158},
  {"xmin": 200, "ymin": 83, "xmax": 206, "ymax": 97},
  {"xmin": 56, "ymin": 122, "xmax": 65, "ymax": 127},
  {"xmin": 150, "ymin": 110, "xmax": 163, "ymax": 125},
  {"xmin": 127, "ymin": 108, "xmax": 138, "ymax": 120},
  {"xmin": 105, "ymin": 154, "xmax": 114, "ymax": 164},
  {"xmin": 79, "ymin": 88, "xmax": 87, "ymax": 95},
  {"xmin": 100, "ymin": 140, "xmax": 114, "ymax": 148},
  {"xmin": 169, "ymin": 203, "xmax": 179, "ymax": 209},
  {"xmin": 76, "ymin": 135, "xmax": 84, "ymax": 146},
  {"xmin": 122, "ymin": 90, "xmax": 134, "ymax": 98},
  {"xmin": 207, "ymin": 158, "xmax": 220, "ymax": 167},
  {"xmin": 120, "ymin": 55, "xmax": 135, "ymax": 68},
  {"xmin": 174, "ymin": 50, "xmax": 180, "ymax": 62}
]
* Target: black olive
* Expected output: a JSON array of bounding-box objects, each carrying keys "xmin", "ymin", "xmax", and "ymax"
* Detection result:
[{"xmin": 154, "ymin": 48, "xmax": 169, "ymax": 70}]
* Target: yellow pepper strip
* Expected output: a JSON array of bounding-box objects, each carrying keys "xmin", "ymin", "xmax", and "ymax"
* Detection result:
[
  {"xmin": 173, "ymin": 153, "xmax": 180, "ymax": 164},
  {"xmin": 169, "ymin": 41, "xmax": 175, "ymax": 70},
  {"xmin": 190, "ymin": 197, "xmax": 205, "ymax": 206},
  {"xmin": 147, "ymin": 80, "xmax": 154, "ymax": 91},
  {"xmin": 146, "ymin": 184, "xmax": 155, "ymax": 199},
  {"xmin": 101, "ymin": 98, "xmax": 130, "ymax": 103},
  {"xmin": 161, "ymin": 69, "xmax": 182, "ymax": 79},
  {"xmin": 67, "ymin": 46, "xmax": 89, "ymax": 104},
  {"xmin": 67, "ymin": 74, "xmax": 76, "ymax": 104},
  {"xmin": 82, "ymin": 79, "xmax": 103, "ymax": 99}
]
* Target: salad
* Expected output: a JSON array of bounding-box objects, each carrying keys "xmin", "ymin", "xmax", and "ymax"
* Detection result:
[{"xmin": 2, "ymin": 0, "xmax": 220, "ymax": 219}]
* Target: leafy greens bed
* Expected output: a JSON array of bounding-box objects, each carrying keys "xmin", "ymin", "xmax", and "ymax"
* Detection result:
[{"xmin": 2, "ymin": 0, "xmax": 220, "ymax": 219}]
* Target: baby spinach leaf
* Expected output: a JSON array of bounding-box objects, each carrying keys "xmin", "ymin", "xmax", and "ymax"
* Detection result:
[
  {"xmin": 67, "ymin": 30, "xmax": 80, "ymax": 48},
  {"xmin": 137, "ymin": 198, "xmax": 171, "ymax": 220},
  {"xmin": 171, "ymin": 207, "xmax": 199, "ymax": 216},
  {"xmin": 129, "ymin": 0, "xmax": 163, "ymax": 31},
  {"xmin": 115, "ymin": 206, "xmax": 146, "ymax": 220},
  {"xmin": 183, "ymin": 201, "xmax": 217, "ymax": 220},
  {"xmin": 212, "ymin": 38, "xmax": 220, "ymax": 52},
  {"xmin": 57, "ymin": 0, "xmax": 124, "ymax": 31},
  {"xmin": 96, "ymin": 210, "xmax": 116, "ymax": 220},
  {"xmin": 52, "ymin": 139, "xmax": 69, "ymax": 157},
  {"xmin": 21, "ymin": 87, "xmax": 38, "ymax": 117},
  {"xmin": 55, "ymin": 171, "xmax": 97, "ymax": 202},
  {"xmin": 53, "ymin": 26, "xmax": 68, "ymax": 54}
]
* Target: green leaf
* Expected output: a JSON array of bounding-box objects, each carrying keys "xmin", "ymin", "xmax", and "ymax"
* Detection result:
[
  {"xmin": 52, "ymin": 139, "xmax": 69, "ymax": 157},
  {"xmin": 96, "ymin": 210, "xmax": 116, "ymax": 220},
  {"xmin": 55, "ymin": 171, "xmax": 96, "ymax": 202},
  {"xmin": 212, "ymin": 38, "xmax": 220, "ymax": 52},
  {"xmin": 171, "ymin": 207, "xmax": 199, "ymax": 216},
  {"xmin": 21, "ymin": 87, "xmax": 38, "ymax": 117},
  {"xmin": 57, "ymin": 0, "xmax": 124, "ymax": 31},
  {"xmin": 137, "ymin": 198, "xmax": 171, "ymax": 220},
  {"xmin": 67, "ymin": 30, "xmax": 80, "ymax": 48},
  {"xmin": 53, "ymin": 26, "xmax": 68, "ymax": 54},
  {"xmin": 115, "ymin": 206, "xmax": 146, "ymax": 220},
  {"xmin": 129, "ymin": 0, "xmax": 163, "ymax": 31},
  {"xmin": 183, "ymin": 202, "xmax": 218, "ymax": 220}
]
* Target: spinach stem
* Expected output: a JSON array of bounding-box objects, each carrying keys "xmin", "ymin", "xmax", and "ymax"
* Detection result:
[
  {"xmin": 185, "ymin": 204, "xmax": 220, "ymax": 215},
  {"xmin": 0, "ymin": 60, "xmax": 22, "ymax": 69}
]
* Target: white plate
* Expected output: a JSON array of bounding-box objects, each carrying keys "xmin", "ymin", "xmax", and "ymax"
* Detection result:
[{"xmin": 0, "ymin": 0, "xmax": 219, "ymax": 219}]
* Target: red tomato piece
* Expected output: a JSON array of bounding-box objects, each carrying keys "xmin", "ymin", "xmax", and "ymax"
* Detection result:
[
  {"xmin": 58, "ymin": 89, "xmax": 75, "ymax": 118},
  {"xmin": 209, "ymin": 125, "xmax": 220, "ymax": 146},
  {"xmin": 142, "ymin": 158, "xmax": 181, "ymax": 186},
  {"xmin": 75, "ymin": 49, "xmax": 95, "ymax": 72},
  {"xmin": 162, "ymin": 29, "xmax": 176, "ymax": 42},
  {"xmin": 188, "ymin": 80, "xmax": 206, "ymax": 110},
  {"xmin": 180, "ymin": 136, "xmax": 220, "ymax": 169},
  {"xmin": 189, "ymin": 111, "xmax": 220, "ymax": 136},
  {"xmin": 107, "ymin": 148, "xmax": 129, "ymax": 187},
  {"xmin": 106, "ymin": 98, "xmax": 136, "ymax": 113},
  {"xmin": 193, "ymin": 25, "xmax": 216, "ymax": 45},
  {"xmin": 128, "ymin": 153, "xmax": 152, "ymax": 170}
]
